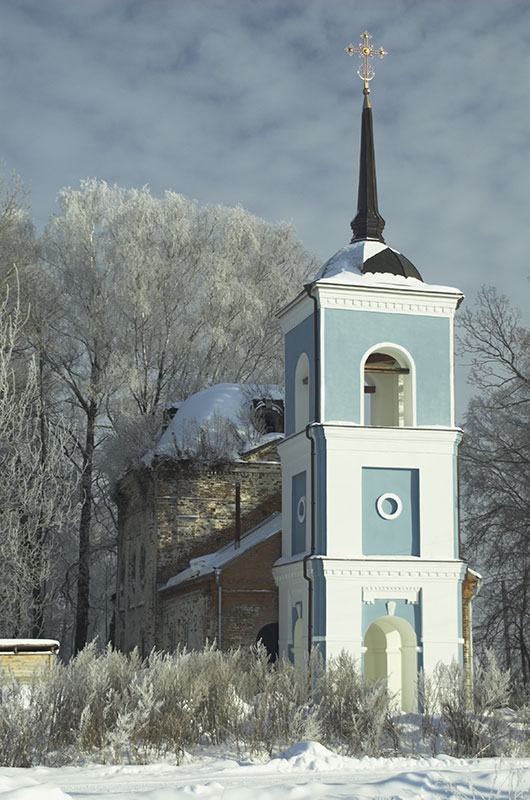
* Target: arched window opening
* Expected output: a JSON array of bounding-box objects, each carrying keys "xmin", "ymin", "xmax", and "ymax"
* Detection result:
[
  {"xmin": 252, "ymin": 398, "xmax": 285, "ymax": 433},
  {"xmin": 129, "ymin": 550, "xmax": 136, "ymax": 598},
  {"xmin": 295, "ymin": 353, "xmax": 310, "ymax": 432},
  {"xmin": 363, "ymin": 349, "xmax": 413, "ymax": 427},
  {"xmin": 139, "ymin": 543, "xmax": 146, "ymax": 589},
  {"xmin": 119, "ymin": 558, "xmax": 125, "ymax": 600},
  {"xmin": 257, "ymin": 622, "xmax": 279, "ymax": 662}
]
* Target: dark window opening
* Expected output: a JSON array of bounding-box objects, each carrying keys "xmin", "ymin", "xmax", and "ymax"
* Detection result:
[
  {"xmin": 257, "ymin": 622, "xmax": 279, "ymax": 662},
  {"xmin": 252, "ymin": 398, "xmax": 284, "ymax": 433}
]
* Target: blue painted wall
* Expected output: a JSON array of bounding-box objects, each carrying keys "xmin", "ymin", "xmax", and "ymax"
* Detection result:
[
  {"xmin": 287, "ymin": 603, "xmax": 303, "ymax": 663},
  {"xmin": 323, "ymin": 308, "xmax": 452, "ymax": 426},
  {"xmin": 291, "ymin": 471, "xmax": 307, "ymax": 555},
  {"xmin": 285, "ymin": 314, "xmax": 314, "ymax": 436},
  {"xmin": 312, "ymin": 426, "xmax": 327, "ymax": 555},
  {"xmin": 362, "ymin": 467, "xmax": 420, "ymax": 556}
]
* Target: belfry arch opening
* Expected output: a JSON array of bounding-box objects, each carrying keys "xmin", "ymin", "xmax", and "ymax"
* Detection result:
[
  {"xmin": 364, "ymin": 615, "xmax": 418, "ymax": 712},
  {"xmin": 362, "ymin": 346, "xmax": 414, "ymax": 427}
]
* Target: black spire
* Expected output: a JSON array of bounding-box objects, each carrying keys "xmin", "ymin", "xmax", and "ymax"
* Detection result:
[
  {"xmin": 350, "ymin": 87, "xmax": 386, "ymax": 243},
  {"xmin": 341, "ymin": 32, "xmax": 422, "ymax": 280}
]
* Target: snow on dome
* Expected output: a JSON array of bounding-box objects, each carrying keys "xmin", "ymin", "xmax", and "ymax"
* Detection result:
[
  {"xmin": 314, "ymin": 240, "xmax": 424, "ymax": 284},
  {"xmin": 311, "ymin": 242, "xmax": 462, "ymax": 295},
  {"xmin": 156, "ymin": 383, "xmax": 283, "ymax": 459},
  {"xmin": 314, "ymin": 241, "xmax": 385, "ymax": 279}
]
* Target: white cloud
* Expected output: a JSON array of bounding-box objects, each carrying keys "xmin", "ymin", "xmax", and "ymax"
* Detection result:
[{"xmin": 0, "ymin": 0, "xmax": 528, "ymax": 415}]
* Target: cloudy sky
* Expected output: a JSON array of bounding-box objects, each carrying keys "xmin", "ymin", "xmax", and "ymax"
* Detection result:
[{"xmin": 0, "ymin": 0, "xmax": 528, "ymax": 413}]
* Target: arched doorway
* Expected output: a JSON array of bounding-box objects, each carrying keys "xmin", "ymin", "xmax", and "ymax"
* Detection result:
[
  {"xmin": 257, "ymin": 622, "xmax": 279, "ymax": 662},
  {"xmin": 364, "ymin": 615, "xmax": 418, "ymax": 712}
]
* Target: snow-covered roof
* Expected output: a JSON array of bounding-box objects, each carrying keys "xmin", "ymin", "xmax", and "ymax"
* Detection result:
[
  {"xmin": 159, "ymin": 511, "xmax": 282, "ymax": 592},
  {"xmin": 0, "ymin": 639, "xmax": 60, "ymax": 653},
  {"xmin": 313, "ymin": 241, "xmax": 462, "ymax": 296},
  {"xmin": 155, "ymin": 383, "xmax": 283, "ymax": 459}
]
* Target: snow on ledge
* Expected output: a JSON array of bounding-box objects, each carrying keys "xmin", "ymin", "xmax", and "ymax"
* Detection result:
[
  {"xmin": 317, "ymin": 269, "xmax": 462, "ymax": 295},
  {"xmin": 159, "ymin": 511, "xmax": 282, "ymax": 592},
  {"xmin": 0, "ymin": 639, "xmax": 60, "ymax": 652}
]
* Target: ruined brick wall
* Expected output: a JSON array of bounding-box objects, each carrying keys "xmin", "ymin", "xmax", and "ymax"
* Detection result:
[
  {"xmin": 115, "ymin": 440, "xmax": 282, "ymax": 655},
  {"xmin": 159, "ymin": 531, "xmax": 281, "ymax": 652},
  {"xmin": 114, "ymin": 469, "xmax": 159, "ymax": 655},
  {"xmin": 220, "ymin": 533, "xmax": 281, "ymax": 650},
  {"xmin": 154, "ymin": 455, "xmax": 281, "ymax": 585},
  {"xmin": 159, "ymin": 586, "xmax": 215, "ymax": 651}
]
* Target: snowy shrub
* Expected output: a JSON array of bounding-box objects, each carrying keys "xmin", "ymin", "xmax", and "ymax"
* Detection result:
[
  {"xmin": 123, "ymin": 649, "xmax": 200, "ymax": 762},
  {"xmin": 418, "ymin": 668, "xmax": 442, "ymax": 755},
  {"xmin": 47, "ymin": 642, "xmax": 144, "ymax": 756},
  {"xmin": 0, "ymin": 672, "xmax": 54, "ymax": 767},
  {"xmin": 316, "ymin": 651, "xmax": 398, "ymax": 757},
  {"xmin": 131, "ymin": 647, "xmax": 237, "ymax": 760},
  {"xmin": 1, "ymin": 643, "xmax": 529, "ymax": 766},
  {"xmin": 433, "ymin": 652, "xmax": 512, "ymax": 757},
  {"xmin": 239, "ymin": 645, "xmax": 320, "ymax": 756},
  {"xmin": 191, "ymin": 646, "xmax": 249, "ymax": 745}
]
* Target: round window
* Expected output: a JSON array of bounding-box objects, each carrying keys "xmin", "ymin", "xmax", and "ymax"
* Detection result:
[
  {"xmin": 297, "ymin": 495, "xmax": 306, "ymax": 523},
  {"xmin": 376, "ymin": 492, "xmax": 403, "ymax": 520}
]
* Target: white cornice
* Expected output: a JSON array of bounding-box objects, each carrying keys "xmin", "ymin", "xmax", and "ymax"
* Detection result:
[
  {"xmin": 306, "ymin": 558, "xmax": 466, "ymax": 581},
  {"xmin": 277, "ymin": 291, "xmax": 313, "ymax": 334},
  {"xmin": 314, "ymin": 283, "xmax": 461, "ymax": 319},
  {"xmin": 272, "ymin": 560, "xmax": 305, "ymax": 583},
  {"xmin": 308, "ymin": 423, "xmax": 462, "ymax": 452}
]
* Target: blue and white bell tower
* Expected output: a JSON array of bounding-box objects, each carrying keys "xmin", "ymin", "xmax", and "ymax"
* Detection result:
[{"xmin": 273, "ymin": 34, "xmax": 468, "ymax": 711}]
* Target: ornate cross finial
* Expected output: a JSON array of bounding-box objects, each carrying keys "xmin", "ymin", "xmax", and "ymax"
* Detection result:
[{"xmin": 345, "ymin": 31, "xmax": 387, "ymax": 93}]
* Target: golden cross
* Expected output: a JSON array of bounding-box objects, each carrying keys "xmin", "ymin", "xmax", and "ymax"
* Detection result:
[{"xmin": 345, "ymin": 31, "xmax": 387, "ymax": 90}]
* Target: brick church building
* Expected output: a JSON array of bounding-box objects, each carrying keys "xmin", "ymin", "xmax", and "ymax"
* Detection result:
[
  {"xmin": 114, "ymin": 384, "xmax": 285, "ymax": 658},
  {"xmin": 115, "ymin": 33, "xmax": 481, "ymax": 708}
]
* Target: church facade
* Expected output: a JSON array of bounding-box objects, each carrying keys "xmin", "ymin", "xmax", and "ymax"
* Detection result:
[
  {"xmin": 115, "ymin": 36, "xmax": 479, "ymax": 709},
  {"xmin": 272, "ymin": 41, "xmax": 477, "ymax": 711}
]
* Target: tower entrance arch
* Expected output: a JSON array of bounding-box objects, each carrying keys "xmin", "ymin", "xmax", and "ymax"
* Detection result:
[{"xmin": 364, "ymin": 615, "xmax": 418, "ymax": 712}]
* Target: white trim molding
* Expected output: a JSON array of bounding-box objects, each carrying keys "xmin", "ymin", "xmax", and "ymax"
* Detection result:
[
  {"xmin": 314, "ymin": 284, "xmax": 462, "ymax": 319},
  {"xmin": 363, "ymin": 586, "xmax": 421, "ymax": 604}
]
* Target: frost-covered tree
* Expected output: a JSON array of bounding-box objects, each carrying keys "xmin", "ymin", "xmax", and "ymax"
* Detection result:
[
  {"xmin": 458, "ymin": 285, "xmax": 530, "ymax": 681},
  {"xmin": 104, "ymin": 185, "xmax": 317, "ymax": 411},
  {"xmin": 40, "ymin": 182, "xmax": 130, "ymax": 652},
  {"xmin": 0, "ymin": 288, "xmax": 76, "ymax": 637},
  {"xmin": 39, "ymin": 180, "xmax": 317, "ymax": 650},
  {"xmin": 0, "ymin": 168, "xmax": 36, "ymax": 293}
]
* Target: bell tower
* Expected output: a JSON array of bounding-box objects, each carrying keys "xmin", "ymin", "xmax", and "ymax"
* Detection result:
[{"xmin": 273, "ymin": 33, "xmax": 468, "ymax": 711}]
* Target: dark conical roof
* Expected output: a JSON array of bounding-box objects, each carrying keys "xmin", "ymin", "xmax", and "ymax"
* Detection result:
[
  {"xmin": 345, "ymin": 87, "xmax": 423, "ymax": 281},
  {"xmin": 350, "ymin": 91, "xmax": 386, "ymax": 243}
]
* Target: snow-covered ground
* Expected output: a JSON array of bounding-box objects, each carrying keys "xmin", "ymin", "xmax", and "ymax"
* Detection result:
[{"xmin": 1, "ymin": 742, "xmax": 529, "ymax": 800}]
